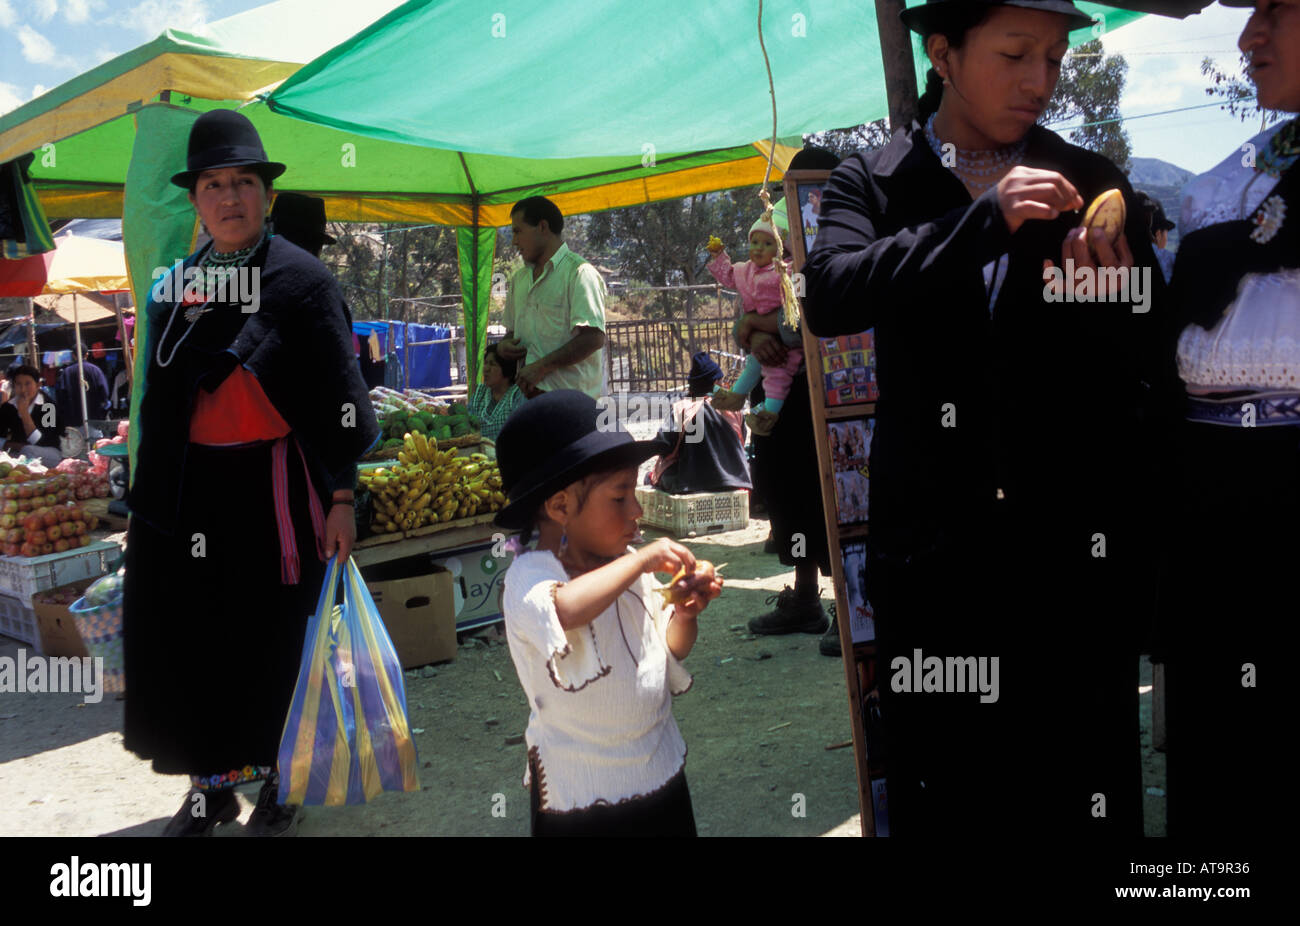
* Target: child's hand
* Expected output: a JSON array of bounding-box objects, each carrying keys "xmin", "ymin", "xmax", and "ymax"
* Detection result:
[
  {"xmin": 638, "ymin": 537, "xmax": 695, "ymax": 580},
  {"xmin": 669, "ymin": 562, "xmax": 724, "ymax": 621},
  {"xmin": 705, "ymin": 235, "xmax": 725, "ymax": 255}
]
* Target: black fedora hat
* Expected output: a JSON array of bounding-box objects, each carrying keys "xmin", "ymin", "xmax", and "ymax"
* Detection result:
[
  {"xmin": 494, "ymin": 390, "xmax": 661, "ymax": 531},
  {"xmin": 271, "ymin": 192, "xmax": 337, "ymax": 250},
  {"xmin": 170, "ymin": 109, "xmax": 287, "ymax": 189},
  {"xmin": 901, "ymin": 0, "xmax": 1096, "ymax": 35}
]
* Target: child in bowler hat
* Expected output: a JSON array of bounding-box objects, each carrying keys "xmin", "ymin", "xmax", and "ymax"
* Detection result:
[{"xmin": 494, "ymin": 390, "xmax": 723, "ymax": 836}]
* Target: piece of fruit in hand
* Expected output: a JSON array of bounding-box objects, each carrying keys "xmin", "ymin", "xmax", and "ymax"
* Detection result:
[
  {"xmin": 655, "ymin": 560, "xmax": 721, "ymax": 605},
  {"xmin": 706, "ymin": 235, "xmax": 724, "ymax": 254},
  {"xmin": 1080, "ymin": 189, "xmax": 1125, "ymax": 254}
]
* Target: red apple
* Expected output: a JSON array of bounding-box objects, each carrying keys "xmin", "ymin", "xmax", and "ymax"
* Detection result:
[
  {"xmin": 47, "ymin": 525, "xmax": 62, "ymax": 541},
  {"xmin": 28, "ymin": 530, "xmax": 46, "ymax": 545},
  {"xmin": 4, "ymin": 528, "xmax": 22, "ymax": 544},
  {"xmin": 19, "ymin": 542, "xmax": 38, "ymax": 557},
  {"xmin": 53, "ymin": 539, "xmax": 70, "ymax": 553},
  {"xmin": 17, "ymin": 485, "xmax": 32, "ymax": 499},
  {"xmin": 79, "ymin": 535, "xmax": 90, "ymax": 547},
  {"xmin": 43, "ymin": 494, "xmax": 56, "ymax": 507},
  {"xmin": 40, "ymin": 543, "xmax": 53, "ymax": 556},
  {"xmin": 21, "ymin": 514, "xmax": 42, "ymax": 534},
  {"xmin": 55, "ymin": 490, "xmax": 68, "ymax": 504},
  {"xmin": 56, "ymin": 508, "xmax": 71, "ymax": 523},
  {"xmin": 72, "ymin": 521, "xmax": 86, "ymax": 536},
  {"xmin": 0, "ymin": 514, "xmax": 14, "ymax": 529},
  {"xmin": 42, "ymin": 510, "xmax": 58, "ymax": 528},
  {"xmin": 2, "ymin": 500, "xmax": 16, "ymax": 515}
]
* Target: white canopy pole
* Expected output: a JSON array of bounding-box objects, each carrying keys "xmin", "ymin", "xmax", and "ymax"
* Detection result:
[{"xmin": 73, "ymin": 294, "xmax": 89, "ymax": 440}]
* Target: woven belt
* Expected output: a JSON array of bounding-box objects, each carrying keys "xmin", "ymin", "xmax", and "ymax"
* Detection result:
[
  {"xmin": 271, "ymin": 436, "xmax": 327, "ymax": 585},
  {"xmin": 1186, "ymin": 391, "xmax": 1300, "ymax": 427}
]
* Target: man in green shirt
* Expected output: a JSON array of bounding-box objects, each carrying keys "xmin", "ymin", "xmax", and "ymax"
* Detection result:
[{"xmin": 499, "ymin": 197, "xmax": 607, "ymax": 398}]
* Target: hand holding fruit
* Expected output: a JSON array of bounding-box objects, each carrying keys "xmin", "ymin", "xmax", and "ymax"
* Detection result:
[
  {"xmin": 1042, "ymin": 189, "xmax": 1135, "ymax": 301},
  {"xmin": 653, "ymin": 554, "xmax": 724, "ymax": 620},
  {"xmin": 706, "ymin": 235, "xmax": 725, "ymax": 255}
]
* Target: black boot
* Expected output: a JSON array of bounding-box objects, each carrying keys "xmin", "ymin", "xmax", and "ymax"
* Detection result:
[
  {"xmin": 162, "ymin": 787, "xmax": 239, "ymax": 837},
  {"xmin": 748, "ymin": 587, "xmax": 829, "ymax": 635},
  {"xmin": 247, "ymin": 773, "xmax": 300, "ymax": 837}
]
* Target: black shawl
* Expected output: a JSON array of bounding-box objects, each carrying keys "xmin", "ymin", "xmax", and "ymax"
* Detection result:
[{"xmin": 128, "ymin": 234, "xmax": 379, "ymax": 535}]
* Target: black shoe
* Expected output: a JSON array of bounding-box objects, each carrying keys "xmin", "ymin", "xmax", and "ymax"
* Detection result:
[
  {"xmin": 819, "ymin": 605, "xmax": 842, "ymax": 657},
  {"xmin": 162, "ymin": 788, "xmax": 239, "ymax": 837},
  {"xmin": 247, "ymin": 775, "xmax": 300, "ymax": 837},
  {"xmin": 748, "ymin": 587, "xmax": 830, "ymax": 635}
]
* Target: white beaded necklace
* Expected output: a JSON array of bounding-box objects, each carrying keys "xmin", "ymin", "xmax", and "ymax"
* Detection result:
[
  {"xmin": 154, "ymin": 231, "xmax": 265, "ymax": 369},
  {"xmin": 925, "ymin": 113, "xmax": 1027, "ymax": 193}
]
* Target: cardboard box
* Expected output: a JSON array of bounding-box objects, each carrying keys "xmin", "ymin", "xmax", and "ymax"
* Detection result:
[
  {"xmin": 365, "ymin": 567, "xmax": 456, "ymax": 669},
  {"xmin": 430, "ymin": 542, "xmax": 515, "ymax": 631},
  {"xmin": 31, "ymin": 576, "xmax": 96, "ymax": 659}
]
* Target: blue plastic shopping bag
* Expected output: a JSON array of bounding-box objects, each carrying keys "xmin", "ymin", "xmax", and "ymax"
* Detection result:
[{"xmin": 278, "ymin": 556, "xmax": 420, "ymax": 805}]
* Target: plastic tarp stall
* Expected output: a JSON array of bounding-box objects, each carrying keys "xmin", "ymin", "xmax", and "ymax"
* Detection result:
[{"xmin": 351, "ymin": 320, "xmax": 452, "ymax": 389}]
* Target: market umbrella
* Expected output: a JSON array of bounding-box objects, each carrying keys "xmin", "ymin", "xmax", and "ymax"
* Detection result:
[{"xmin": 0, "ymin": 234, "xmax": 129, "ymax": 298}]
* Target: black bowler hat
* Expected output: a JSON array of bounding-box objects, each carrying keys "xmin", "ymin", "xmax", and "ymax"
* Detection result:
[
  {"xmin": 271, "ymin": 192, "xmax": 337, "ymax": 252},
  {"xmin": 170, "ymin": 109, "xmax": 287, "ymax": 189},
  {"xmin": 493, "ymin": 390, "xmax": 660, "ymax": 531},
  {"xmin": 901, "ymin": 0, "xmax": 1096, "ymax": 34}
]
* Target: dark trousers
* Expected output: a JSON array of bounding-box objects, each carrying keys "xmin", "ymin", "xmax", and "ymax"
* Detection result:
[{"xmin": 529, "ymin": 769, "xmax": 697, "ymax": 837}]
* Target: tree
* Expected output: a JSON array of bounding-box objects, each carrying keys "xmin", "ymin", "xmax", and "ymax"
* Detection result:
[
  {"xmin": 1201, "ymin": 54, "xmax": 1287, "ymax": 131},
  {"xmin": 804, "ymin": 120, "xmax": 891, "ymax": 160},
  {"xmin": 1043, "ymin": 39, "xmax": 1131, "ymax": 172}
]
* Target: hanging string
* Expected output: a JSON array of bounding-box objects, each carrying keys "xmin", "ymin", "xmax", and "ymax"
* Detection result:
[{"xmin": 755, "ymin": 0, "xmax": 801, "ymax": 331}]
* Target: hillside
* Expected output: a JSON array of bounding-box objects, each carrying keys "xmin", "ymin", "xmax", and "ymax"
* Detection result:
[{"xmin": 1127, "ymin": 157, "xmax": 1195, "ymax": 249}]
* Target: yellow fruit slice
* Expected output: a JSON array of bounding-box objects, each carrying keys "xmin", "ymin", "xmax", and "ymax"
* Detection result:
[{"xmin": 1080, "ymin": 189, "xmax": 1125, "ymax": 249}]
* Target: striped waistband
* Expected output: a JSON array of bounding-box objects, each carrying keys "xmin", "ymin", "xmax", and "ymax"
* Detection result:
[{"xmin": 1186, "ymin": 392, "xmax": 1300, "ymax": 427}]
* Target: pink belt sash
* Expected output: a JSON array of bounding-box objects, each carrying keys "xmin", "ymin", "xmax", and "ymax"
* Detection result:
[{"xmin": 271, "ymin": 436, "xmax": 327, "ymax": 585}]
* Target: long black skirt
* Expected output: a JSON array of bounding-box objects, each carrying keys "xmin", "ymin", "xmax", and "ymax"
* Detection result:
[
  {"xmin": 750, "ymin": 372, "xmax": 831, "ymax": 575},
  {"xmin": 122, "ymin": 439, "xmax": 327, "ymax": 777},
  {"xmin": 1159, "ymin": 422, "xmax": 1296, "ymax": 841}
]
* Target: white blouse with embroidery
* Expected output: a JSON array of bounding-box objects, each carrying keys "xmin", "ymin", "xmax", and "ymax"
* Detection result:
[
  {"xmin": 1176, "ymin": 121, "xmax": 1300, "ymax": 392},
  {"xmin": 501, "ymin": 549, "xmax": 693, "ymax": 813}
]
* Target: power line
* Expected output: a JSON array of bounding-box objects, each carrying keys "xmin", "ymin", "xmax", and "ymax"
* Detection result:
[{"xmin": 1046, "ymin": 97, "xmax": 1256, "ymax": 131}]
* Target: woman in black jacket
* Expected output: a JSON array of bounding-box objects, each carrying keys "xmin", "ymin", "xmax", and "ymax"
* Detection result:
[
  {"xmin": 122, "ymin": 110, "xmax": 379, "ymax": 837},
  {"xmin": 803, "ymin": 0, "xmax": 1170, "ymax": 837},
  {"xmin": 0, "ymin": 363, "xmax": 63, "ymax": 466}
]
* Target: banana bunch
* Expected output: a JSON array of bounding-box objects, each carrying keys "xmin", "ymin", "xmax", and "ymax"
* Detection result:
[{"xmin": 359, "ymin": 431, "xmax": 506, "ymax": 534}]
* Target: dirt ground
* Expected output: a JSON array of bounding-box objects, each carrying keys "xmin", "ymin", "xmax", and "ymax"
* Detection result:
[
  {"xmin": 0, "ymin": 513, "xmax": 1167, "ymax": 838},
  {"xmin": 0, "ymin": 517, "xmax": 868, "ymax": 837}
]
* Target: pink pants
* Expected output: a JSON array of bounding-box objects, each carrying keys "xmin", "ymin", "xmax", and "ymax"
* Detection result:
[{"xmin": 760, "ymin": 346, "xmax": 804, "ymax": 402}]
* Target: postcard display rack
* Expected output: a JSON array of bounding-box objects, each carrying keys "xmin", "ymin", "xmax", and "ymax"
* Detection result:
[{"xmin": 785, "ymin": 170, "xmax": 886, "ymax": 836}]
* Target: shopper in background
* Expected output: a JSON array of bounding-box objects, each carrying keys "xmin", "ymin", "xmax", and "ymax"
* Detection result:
[
  {"xmin": 0, "ymin": 363, "xmax": 63, "ymax": 466},
  {"xmin": 646, "ymin": 351, "xmax": 750, "ymax": 495},
  {"xmin": 467, "ymin": 341, "xmax": 526, "ymax": 442}
]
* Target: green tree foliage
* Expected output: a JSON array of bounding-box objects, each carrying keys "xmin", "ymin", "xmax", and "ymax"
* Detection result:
[
  {"xmin": 1043, "ymin": 39, "xmax": 1131, "ymax": 172},
  {"xmin": 1201, "ymin": 54, "xmax": 1286, "ymax": 130},
  {"xmin": 586, "ymin": 188, "xmax": 765, "ymax": 319}
]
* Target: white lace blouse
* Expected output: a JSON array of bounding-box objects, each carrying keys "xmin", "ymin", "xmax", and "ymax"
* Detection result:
[
  {"xmin": 501, "ymin": 549, "xmax": 693, "ymax": 813},
  {"xmin": 1176, "ymin": 121, "xmax": 1300, "ymax": 392}
]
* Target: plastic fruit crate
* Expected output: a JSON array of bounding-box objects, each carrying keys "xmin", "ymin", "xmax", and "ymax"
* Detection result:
[
  {"xmin": 0, "ymin": 541, "xmax": 122, "ymax": 602},
  {"xmin": 0, "ymin": 590, "xmax": 40, "ymax": 650},
  {"xmin": 635, "ymin": 486, "xmax": 749, "ymax": 537}
]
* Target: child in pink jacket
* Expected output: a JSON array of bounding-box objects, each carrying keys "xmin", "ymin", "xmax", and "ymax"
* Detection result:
[{"xmin": 704, "ymin": 211, "xmax": 802, "ymax": 437}]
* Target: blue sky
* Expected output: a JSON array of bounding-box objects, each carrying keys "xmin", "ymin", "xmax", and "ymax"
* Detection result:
[{"xmin": 0, "ymin": 1, "xmax": 1274, "ymax": 176}]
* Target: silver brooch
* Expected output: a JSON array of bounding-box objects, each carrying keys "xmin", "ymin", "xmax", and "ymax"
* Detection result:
[
  {"xmin": 1250, "ymin": 195, "xmax": 1286, "ymax": 244},
  {"xmin": 183, "ymin": 303, "xmax": 213, "ymax": 322}
]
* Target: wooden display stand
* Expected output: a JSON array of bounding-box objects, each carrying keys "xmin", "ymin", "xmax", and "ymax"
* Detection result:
[{"xmin": 785, "ymin": 170, "xmax": 885, "ymax": 836}]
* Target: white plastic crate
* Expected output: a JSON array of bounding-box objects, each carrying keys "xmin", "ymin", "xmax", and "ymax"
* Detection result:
[
  {"xmin": 635, "ymin": 486, "xmax": 749, "ymax": 537},
  {"xmin": 0, "ymin": 590, "xmax": 40, "ymax": 650},
  {"xmin": 0, "ymin": 541, "xmax": 121, "ymax": 602}
]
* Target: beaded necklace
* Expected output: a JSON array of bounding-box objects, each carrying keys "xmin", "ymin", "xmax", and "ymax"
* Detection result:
[
  {"xmin": 155, "ymin": 230, "xmax": 266, "ymax": 369},
  {"xmin": 925, "ymin": 113, "xmax": 1027, "ymax": 193}
]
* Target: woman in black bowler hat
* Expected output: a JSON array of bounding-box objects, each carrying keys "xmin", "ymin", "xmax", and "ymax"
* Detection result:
[
  {"xmin": 803, "ymin": 0, "xmax": 1172, "ymax": 837},
  {"xmin": 121, "ymin": 109, "xmax": 379, "ymax": 836}
]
